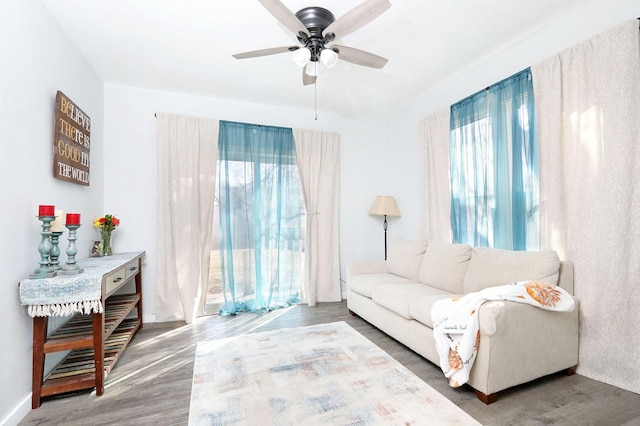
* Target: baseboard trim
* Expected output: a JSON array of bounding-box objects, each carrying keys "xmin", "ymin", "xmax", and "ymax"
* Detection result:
[{"xmin": 1, "ymin": 393, "xmax": 31, "ymax": 426}]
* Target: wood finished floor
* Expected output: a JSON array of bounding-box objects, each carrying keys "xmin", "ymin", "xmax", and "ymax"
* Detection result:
[{"xmin": 20, "ymin": 301, "xmax": 640, "ymax": 426}]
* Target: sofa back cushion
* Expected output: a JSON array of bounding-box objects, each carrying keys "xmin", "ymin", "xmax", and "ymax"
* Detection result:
[
  {"xmin": 462, "ymin": 247, "xmax": 561, "ymax": 294},
  {"xmin": 417, "ymin": 243, "xmax": 473, "ymax": 293},
  {"xmin": 386, "ymin": 238, "xmax": 428, "ymax": 280}
]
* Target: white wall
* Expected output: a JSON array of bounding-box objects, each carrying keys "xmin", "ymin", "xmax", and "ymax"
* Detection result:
[
  {"xmin": 0, "ymin": 1, "xmax": 104, "ymax": 424},
  {"xmin": 337, "ymin": 115, "xmax": 422, "ymax": 274}
]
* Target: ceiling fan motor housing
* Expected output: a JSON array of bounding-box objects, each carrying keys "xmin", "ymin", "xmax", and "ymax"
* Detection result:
[{"xmin": 295, "ymin": 7, "xmax": 335, "ymax": 61}]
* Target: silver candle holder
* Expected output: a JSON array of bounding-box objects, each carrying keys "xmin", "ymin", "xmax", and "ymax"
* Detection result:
[
  {"xmin": 58, "ymin": 223, "xmax": 84, "ymax": 275},
  {"xmin": 30, "ymin": 215, "xmax": 57, "ymax": 279}
]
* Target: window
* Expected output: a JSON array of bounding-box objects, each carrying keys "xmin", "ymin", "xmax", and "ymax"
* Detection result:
[{"xmin": 449, "ymin": 68, "xmax": 539, "ymax": 250}]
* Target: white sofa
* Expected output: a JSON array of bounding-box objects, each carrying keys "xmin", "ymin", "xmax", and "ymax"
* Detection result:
[{"xmin": 346, "ymin": 239, "xmax": 580, "ymax": 404}]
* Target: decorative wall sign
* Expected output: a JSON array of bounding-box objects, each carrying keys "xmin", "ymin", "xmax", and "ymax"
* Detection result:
[{"xmin": 53, "ymin": 91, "xmax": 90, "ymax": 186}]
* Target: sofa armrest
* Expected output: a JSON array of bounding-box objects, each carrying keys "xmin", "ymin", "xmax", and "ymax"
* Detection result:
[
  {"xmin": 471, "ymin": 296, "xmax": 580, "ymax": 395},
  {"xmin": 478, "ymin": 296, "xmax": 579, "ymax": 336},
  {"xmin": 346, "ymin": 261, "xmax": 388, "ymax": 279}
]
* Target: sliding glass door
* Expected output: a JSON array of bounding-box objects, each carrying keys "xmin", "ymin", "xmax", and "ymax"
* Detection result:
[{"xmin": 206, "ymin": 121, "xmax": 305, "ymax": 315}]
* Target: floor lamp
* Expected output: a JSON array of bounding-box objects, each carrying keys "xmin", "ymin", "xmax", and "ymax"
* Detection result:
[{"xmin": 368, "ymin": 196, "xmax": 401, "ymax": 260}]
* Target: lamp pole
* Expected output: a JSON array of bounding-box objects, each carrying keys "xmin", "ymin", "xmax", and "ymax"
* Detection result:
[{"xmin": 383, "ymin": 214, "xmax": 388, "ymax": 260}]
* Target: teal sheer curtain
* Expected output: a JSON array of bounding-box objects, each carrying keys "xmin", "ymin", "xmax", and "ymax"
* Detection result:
[
  {"xmin": 450, "ymin": 68, "xmax": 539, "ymax": 250},
  {"xmin": 217, "ymin": 121, "xmax": 305, "ymax": 315}
]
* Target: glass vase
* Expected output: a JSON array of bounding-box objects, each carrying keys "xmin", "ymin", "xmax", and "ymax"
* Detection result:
[{"xmin": 101, "ymin": 229, "xmax": 113, "ymax": 256}]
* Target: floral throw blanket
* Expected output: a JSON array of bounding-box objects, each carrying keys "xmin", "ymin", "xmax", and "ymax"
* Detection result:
[{"xmin": 431, "ymin": 281, "xmax": 575, "ymax": 387}]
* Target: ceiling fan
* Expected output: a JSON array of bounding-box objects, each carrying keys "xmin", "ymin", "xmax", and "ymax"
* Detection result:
[{"xmin": 232, "ymin": 0, "xmax": 391, "ymax": 85}]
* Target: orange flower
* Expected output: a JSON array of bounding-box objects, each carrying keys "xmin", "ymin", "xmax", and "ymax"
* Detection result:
[{"xmin": 93, "ymin": 214, "xmax": 120, "ymax": 232}]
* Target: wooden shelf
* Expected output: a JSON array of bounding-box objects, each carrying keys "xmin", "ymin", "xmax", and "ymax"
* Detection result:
[
  {"xmin": 29, "ymin": 252, "xmax": 145, "ymax": 409},
  {"xmin": 40, "ymin": 317, "xmax": 140, "ymax": 397},
  {"xmin": 43, "ymin": 294, "xmax": 140, "ymax": 353}
]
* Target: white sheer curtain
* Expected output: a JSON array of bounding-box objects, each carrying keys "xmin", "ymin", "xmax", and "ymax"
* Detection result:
[
  {"xmin": 418, "ymin": 108, "xmax": 452, "ymax": 243},
  {"xmin": 292, "ymin": 129, "xmax": 341, "ymax": 305},
  {"xmin": 532, "ymin": 20, "xmax": 640, "ymax": 394},
  {"xmin": 156, "ymin": 113, "xmax": 219, "ymax": 324}
]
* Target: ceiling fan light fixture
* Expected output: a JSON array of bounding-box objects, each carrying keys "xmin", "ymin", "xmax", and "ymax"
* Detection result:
[
  {"xmin": 320, "ymin": 49, "xmax": 338, "ymax": 68},
  {"xmin": 232, "ymin": 0, "xmax": 391, "ymax": 88},
  {"xmin": 305, "ymin": 61, "xmax": 319, "ymax": 77},
  {"xmin": 293, "ymin": 48, "xmax": 311, "ymax": 67}
]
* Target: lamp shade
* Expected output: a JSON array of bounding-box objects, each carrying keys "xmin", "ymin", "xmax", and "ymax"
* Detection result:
[
  {"xmin": 305, "ymin": 61, "xmax": 319, "ymax": 77},
  {"xmin": 368, "ymin": 196, "xmax": 401, "ymax": 217},
  {"xmin": 293, "ymin": 48, "xmax": 311, "ymax": 67},
  {"xmin": 320, "ymin": 48, "xmax": 339, "ymax": 68}
]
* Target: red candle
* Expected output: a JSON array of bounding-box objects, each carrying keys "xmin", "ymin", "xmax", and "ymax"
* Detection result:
[
  {"xmin": 38, "ymin": 205, "xmax": 55, "ymax": 216},
  {"xmin": 66, "ymin": 213, "xmax": 81, "ymax": 225}
]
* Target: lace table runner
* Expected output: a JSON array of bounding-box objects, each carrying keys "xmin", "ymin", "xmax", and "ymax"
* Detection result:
[{"xmin": 19, "ymin": 252, "xmax": 143, "ymax": 317}]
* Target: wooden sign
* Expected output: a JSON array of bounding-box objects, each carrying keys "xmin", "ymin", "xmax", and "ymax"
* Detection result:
[{"xmin": 53, "ymin": 91, "xmax": 90, "ymax": 185}]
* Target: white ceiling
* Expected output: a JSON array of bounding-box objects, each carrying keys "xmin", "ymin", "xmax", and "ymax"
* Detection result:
[{"xmin": 41, "ymin": 0, "xmax": 588, "ymax": 117}]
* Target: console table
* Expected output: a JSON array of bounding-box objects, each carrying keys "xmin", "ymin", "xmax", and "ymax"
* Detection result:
[{"xmin": 19, "ymin": 251, "xmax": 145, "ymax": 409}]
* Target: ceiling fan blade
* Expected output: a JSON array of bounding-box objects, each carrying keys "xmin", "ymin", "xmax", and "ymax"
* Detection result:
[
  {"xmin": 302, "ymin": 69, "xmax": 316, "ymax": 86},
  {"xmin": 333, "ymin": 45, "xmax": 388, "ymax": 69},
  {"xmin": 258, "ymin": 0, "xmax": 310, "ymax": 38},
  {"xmin": 323, "ymin": 0, "xmax": 391, "ymax": 39},
  {"xmin": 232, "ymin": 46, "xmax": 297, "ymax": 59}
]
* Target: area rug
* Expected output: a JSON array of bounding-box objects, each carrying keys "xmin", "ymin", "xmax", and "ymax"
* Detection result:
[{"xmin": 188, "ymin": 321, "xmax": 480, "ymax": 425}]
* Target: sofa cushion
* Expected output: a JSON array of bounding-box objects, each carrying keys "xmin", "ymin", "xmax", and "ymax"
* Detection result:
[
  {"xmin": 385, "ymin": 238, "xmax": 428, "ymax": 280},
  {"xmin": 462, "ymin": 247, "xmax": 561, "ymax": 294},
  {"xmin": 349, "ymin": 273, "xmax": 415, "ymax": 299},
  {"xmin": 417, "ymin": 243, "xmax": 473, "ymax": 293},
  {"xmin": 410, "ymin": 293, "xmax": 463, "ymax": 328},
  {"xmin": 372, "ymin": 283, "xmax": 451, "ymax": 320}
]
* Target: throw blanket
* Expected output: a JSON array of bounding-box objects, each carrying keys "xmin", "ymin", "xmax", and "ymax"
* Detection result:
[{"xmin": 431, "ymin": 281, "xmax": 575, "ymax": 387}]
